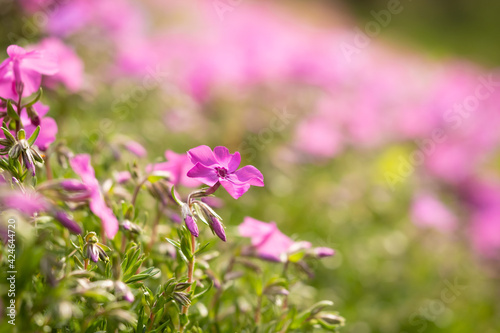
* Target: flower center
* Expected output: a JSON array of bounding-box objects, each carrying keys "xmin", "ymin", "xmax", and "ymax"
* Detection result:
[{"xmin": 215, "ymin": 166, "xmax": 228, "ymax": 178}]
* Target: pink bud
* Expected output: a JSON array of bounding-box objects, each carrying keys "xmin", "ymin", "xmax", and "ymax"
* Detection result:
[{"xmin": 210, "ymin": 216, "xmax": 226, "ymax": 242}]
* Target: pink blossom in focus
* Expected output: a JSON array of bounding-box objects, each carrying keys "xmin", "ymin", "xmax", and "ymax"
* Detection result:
[
  {"xmin": 187, "ymin": 145, "xmax": 264, "ymax": 199},
  {"xmin": 0, "ymin": 45, "xmax": 58, "ymax": 99},
  {"xmin": 70, "ymin": 154, "xmax": 119, "ymax": 239}
]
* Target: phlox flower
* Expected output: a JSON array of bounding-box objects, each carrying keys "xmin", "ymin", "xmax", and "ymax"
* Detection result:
[
  {"xmin": 70, "ymin": 154, "xmax": 119, "ymax": 239},
  {"xmin": 0, "ymin": 45, "xmax": 58, "ymax": 99},
  {"xmin": 147, "ymin": 150, "xmax": 201, "ymax": 187},
  {"xmin": 123, "ymin": 140, "xmax": 147, "ymax": 158},
  {"xmin": 187, "ymin": 145, "xmax": 264, "ymax": 199},
  {"xmin": 36, "ymin": 38, "xmax": 84, "ymax": 93},
  {"xmin": 239, "ymin": 217, "xmax": 335, "ymax": 262},
  {"xmin": 2, "ymin": 190, "xmax": 49, "ymax": 216}
]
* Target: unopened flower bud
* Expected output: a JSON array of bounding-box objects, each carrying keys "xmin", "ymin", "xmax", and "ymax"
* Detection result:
[
  {"xmin": 313, "ymin": 247, "xmax": 335, "ymax": 258},
  {"xmin": 60, "ymin": 179, "xmax": 88, "ymax": 192},
  {"xmin": 115, "ymin": 281, "xmax": 134, "ymax": 303},
  {"xmin": 210, "ymin": 215, "xmax": 226, "ymax": 242},
  {"xmin": 54, "ymin": 211, "xmax": 82, "ymax": 234},
  {"xmin": 182, "ymin": 204, "xmax": 199, "ymax": 237},
  {"xmin": 26, "ymin": 106, "xmax": 40, "ymax": 126}
]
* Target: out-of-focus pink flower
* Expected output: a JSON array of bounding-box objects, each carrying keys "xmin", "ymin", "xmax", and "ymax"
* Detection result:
[
  {"xmin": 460, "ymin": 180, "xmax": 500, "ymax": 257},
  {"xmin": 147, "ymin": 150, "xmax": 201, "ymax": 187},
  {"xmin": 239, "ymin": 217, "xmax": 295, "ymax": 262},
  {"xmin": 70, "ymin": 154, "xmax": 119, "ymax": 239},
  {"xmin": 0, "ymin": 45, "xmax": 58, "ymax": 99},
  {"xmin": 411, "ymin": 194, "xmax": 457, "ymax": 232},
  {"xmin": 114, "ymin": 171, "xmax": 132, "ymax": 184},
  {"xmin": 470, "ymin": 208, "xmax": 500, "ymax": 258},
  {"xmin": 123, "ymin": 140, "xmax": 147, "ymax": 158},
  {"xmin": 294, "ymin": 116, "xmax": 343, "ymax": 158},
  {"xmin": 239, "ymin": 217, "xmax": 335, "ymax": 261},
  {"xmin": 187, "ymin": 145, "xmax": 264, "ymax": 199},
  {"xmin": 36, "ymin": 38, "xmax": 84, "ymax": 92},
  {"xmin": 2, "ymin": 191, "xmax": 49, "ymax": 216}
]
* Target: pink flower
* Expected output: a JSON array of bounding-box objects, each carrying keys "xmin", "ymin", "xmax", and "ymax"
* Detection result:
[
  {"xmin": 114, "ymin": 171, "xmax": 132, "ymax": 184},
  {"xmin": 70, "ymin": 154, "xmax": 119, "ymax": 239},
  {"xmin": 36, "ymin": 38, "xmax": 84, "ymax": 92},
  {"xmin": 123, "ymin": 140, "xmax": 147, "ymax": 158},
  {"xmin": 411, "ymin": 194, "xmax": 457, "ymax": 232},
  {"xmin": 238, "ymin": 217, "xmax": 295, "ymax": 262},
  {"xmin": 147, "ymin": 150, "xmax": 201, "ymax": 187},
  {"xmin": 239, "ymin": 217, "xmax": 335, "ymax": 261},
  {"xmin": 187, "ymin": 145, "xmax": 264, "ymax": 199},
  {"xmin": 2, "ymin": 191, "xmax": 49, "ymax": 216},
  {"xmin": 0, "ymin": 45, "xmax": 58, "ymax": 99}
]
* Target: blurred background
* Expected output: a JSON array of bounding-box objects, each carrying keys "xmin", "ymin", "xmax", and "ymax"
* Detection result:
[{"xmin": 2, "ymin": 0, "xmax": 500, "ymax": 332}]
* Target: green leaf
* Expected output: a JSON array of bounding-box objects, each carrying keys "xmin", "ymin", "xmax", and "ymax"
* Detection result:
[
  {"xmin": 193, "ymin": 279, "xmax": 213, "ymax": 299},
  {"xmin": 136, "ymin": 307, "xmax": 145, "ymax": 333},
  {"xmin": 6, "ymin": 100, "xmax": 19, "ymax": 121},
  {"xmin": 1, "ymin": 127, "xmax": 16, "ymax": 144},
  {"xmin": 24, "ymin": 87, "xmax": 43, "ymax": 107},
  {"xmin": 28, "ymin": 126, "xmax": 40, "ymax": 146},
  {"xmin": 194, "ymin": 242, "xmax": 212, "ymax": 256},
  {"xmin": 124, "ymin": 267, "xmax": 160, "ymax": 284},
  {"xmin": 171, "ymin": 186, "xmax": 183, "ymax": 206}
]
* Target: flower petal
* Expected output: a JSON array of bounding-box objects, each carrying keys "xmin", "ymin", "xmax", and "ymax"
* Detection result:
[
  {"xmin": 228, "ymin": 151, "xmax": 241, "ymax": 173},
  {"xmin": 7, "ymin": 45, "xmax": 26, "ymax": 57},
  {"xmin": 233, "ymin": 165, "xmax": 264, "ymax": 186},
  {"xmin": 187, "ymin": 145, "xmax": 217, "ymax": 166},
  {"xmin": 220, "ymin": 179, "xmax": 250, "ymax": 199},
  {"xmin": 22, "ymin": 50, "xmax": 59, "ymax": 75},
  {"xmin": 213, "ymin": 146, "xmax": 232, "ymax": 166},
  {"xmin": 186, "ymin": 162, "xmax": 219, "ymax": 186},
  {"xmin": 89, "ymin": 192, "xmax": 119, "ymax": 239}
]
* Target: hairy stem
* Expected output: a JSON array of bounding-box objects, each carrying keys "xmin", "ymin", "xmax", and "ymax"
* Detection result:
[{"xmin": 180, "ymin": 233, "xmax": 196, "ymax": 332}]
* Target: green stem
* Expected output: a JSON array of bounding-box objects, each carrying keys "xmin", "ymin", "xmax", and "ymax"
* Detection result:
[
  {"xmin": 131, "ymin": 177, "xmax": 148, "ymax": 207},
  {"xmin": 180, "ymin": 233, "xmax": 196, "ymax": 332},
  {"xmin": 147, "ymin": 203, "xmax": 162, "ymax": 252}
]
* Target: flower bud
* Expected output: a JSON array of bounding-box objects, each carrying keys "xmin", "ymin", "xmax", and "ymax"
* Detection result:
[
  {"xmin": 54, "ymin": 211, "xmax": 82, "ymax": 234},
  {"xmin": 86, "ymin": 243, "xmax": 100, "ymax": 262},
  {"xmin": 26, "ymin": 105, "xmax": 40, "ymax": 126},
  {"xmin": 84, "ymin": 232, "xmax": 109, "ymax": 263},
  {"xmin": 313, "ymin": 247, "xmax": 335, "ymax": 258},
  {"xmin": 60, "ymin": 179, "xmax": 88, "ymax": 192},
  {"xmin": 182, "ymin": 204, "xmax": 199, "ymax": 237},
  {"xmin": 115, "ymin": 281, "xmax": 134, "ymax": 303},
  {"xmin": 210, "ymin": 216, "xmax": 226, "ymax": 242}
]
